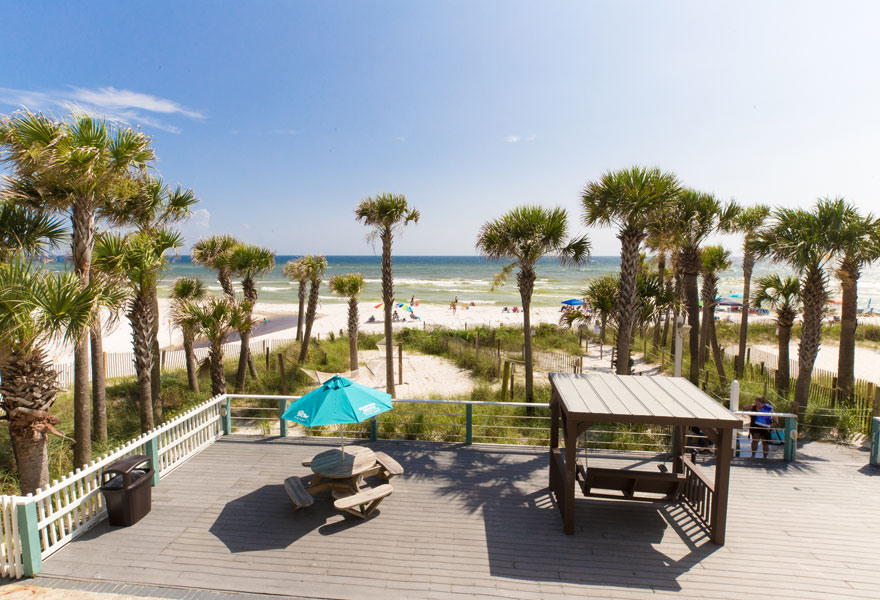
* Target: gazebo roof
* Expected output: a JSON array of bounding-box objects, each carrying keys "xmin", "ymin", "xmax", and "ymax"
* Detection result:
[{"xmin": 549, "ymin": 373, "xmax": 743, "ymax": 430}]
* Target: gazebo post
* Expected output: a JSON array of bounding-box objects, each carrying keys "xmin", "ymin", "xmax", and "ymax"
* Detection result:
[
  {"xmin": 711, "ymin": 427, "xmax": 733, "ymax": 545},
  {"xmin": 564, "ymin": 416, "xmax": 578, "ymax": 534},
  {"xmin": 672, "ymin": 426, "xmax": 686, "ymax": 473}
]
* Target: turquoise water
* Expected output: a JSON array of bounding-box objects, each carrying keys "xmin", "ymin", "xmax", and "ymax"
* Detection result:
[{"xmin": 51, "ymin": 255, "xmax": 880, "ymax": 308}]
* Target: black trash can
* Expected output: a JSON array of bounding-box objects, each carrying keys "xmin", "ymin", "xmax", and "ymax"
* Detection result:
[{"xmin": 100, "ymin": 455, "xmax": 154, "ymax": 526}]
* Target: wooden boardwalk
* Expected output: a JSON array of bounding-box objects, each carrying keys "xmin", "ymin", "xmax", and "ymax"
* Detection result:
[{"xmin": 36, "ymin": 436, "xmax": 880, "ymax": 599}]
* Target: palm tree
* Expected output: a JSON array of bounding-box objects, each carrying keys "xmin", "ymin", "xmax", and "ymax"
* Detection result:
[
  {"xmin": 698, "ymin": 245, "xmax": 732, "ymax": 385},
  {"xmin": 170, "ymin": 277, "xmax": 207, "ymax": 393},
  {"xmin": 191, "ymin": 235, "xmax": 239, "ymax": 300},
  {"xmin": 582, "ymin": 166, "xmax": 680, "ymax": 375},
  {"xmin": 93, "ymin": 229, "xmax": 183, "ymax": 432},
  {"xmin": 0, "ymin": 262, "xmax": 99, "ymax": 494},
  {"xmin": 298, "ymin": 255, "xmax": 328, "ymax": 362},
  {"xmin": 670, "ymin": 191, "xmax": 734, "ymax": 383},
  {"xmin": 355, "ymin": 194, "xmax": 420, "ymax": 396},
  {"xmin": 103, "ymin": 176, "xmax": 199, "ymax": 419},
  {"xmin": 723, "ymin": 204, "xmax": 771, "ymax": 378},
  {"xmin": 583, "ymin": 274, "xmax": 619, "ymax": 344},
  {"xmin": 832, "ymin": 204, "xmax": 880, "ymax": 401},
  {"xmin": 753, "ymin": 275, "xmax": 801, "ymax": 396},
  {"xmin": 180, "ymin": 298, "xmax": 249, "ymax": 396},
  {"xmin": 282, "ymin": 258, "xmax": 309, "ymax": 342},
  {"xmin": 329, "ymin": 273, "xmax": 367, "ymax": 372},
  {"xmin": 0, "ymin": 112, "xmax": 154, "ymax": 467},
  {"xmin": 752, "ymin": 199, "xmax": 850, "ymax": 417},
  {"xmin": 477, "ymin": 206, "xmax": 589, "ymax": 404},
  {"xmin": 227, "ymin": 244, "xmax": 275, "ymax": 390},
  {"xmin": 0, "ymin": 201, "xmax": 67, "ymax": 260},
  {"xmin": 645, "ymin": 224, "xmax": 676, "ymax": 350}
]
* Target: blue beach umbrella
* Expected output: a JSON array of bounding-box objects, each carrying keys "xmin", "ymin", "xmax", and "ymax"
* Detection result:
[
  {"xmin": 561, "ymin": 299, "xmax": 584, "ymax": 306},
  {"xmin": 282, "ymin": 375, "xmax": 393, "ymax": 454}
]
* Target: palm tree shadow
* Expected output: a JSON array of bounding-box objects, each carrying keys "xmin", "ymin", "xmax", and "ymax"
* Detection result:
[{"xmin": 368, "ymin": 442, "xmax": 718, "ymax": 591}]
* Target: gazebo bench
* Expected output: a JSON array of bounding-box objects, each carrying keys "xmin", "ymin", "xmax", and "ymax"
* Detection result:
[{"xmin": 577, "ymin": 466, "xmax": 685, "ymax": 501}]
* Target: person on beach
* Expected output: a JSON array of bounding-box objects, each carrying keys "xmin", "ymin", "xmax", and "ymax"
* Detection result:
[
  {"xmin": 451, "ymin": 301, "xmax": 457, "ymax": 315},
  {"xmin": 411, "ymin": 295, "xmax": 415, "ymax": 305},
  {"xmin": 744, "ymin": 396, "xmax": 777, "ymax": 458}
]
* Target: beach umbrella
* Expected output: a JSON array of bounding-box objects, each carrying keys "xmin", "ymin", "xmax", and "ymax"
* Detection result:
[
  {"xmin": 730, "ymin": 293, "xmax": 743, "ymax": 298},
  {"xmin": 374, "ymin": 302, "xmax": 384, "ymax": 309},
  {"xmin": 282, "ymin": 375, "xmax": 393, "ymax": 455},
  {"xmin": 716, "ymin": 297, "xmax": 742, "ymax": 307},
  {"xmin": 561, "ymin": 299, "xmax": 584, "ymax": 306},
  {"xmin": 396, "ymin": 302, "xmax": 413, "ymax": 312}
]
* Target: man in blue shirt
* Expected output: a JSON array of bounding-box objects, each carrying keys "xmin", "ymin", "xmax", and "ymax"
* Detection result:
[{"xmin": 744, "ymin": 396, "xmax": 777, "ymax": 458}]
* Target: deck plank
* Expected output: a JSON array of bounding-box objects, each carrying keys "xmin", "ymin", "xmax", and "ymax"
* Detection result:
[{"xmin": 35, "ymin": 435, "xmax": 880, "ymax": 599}]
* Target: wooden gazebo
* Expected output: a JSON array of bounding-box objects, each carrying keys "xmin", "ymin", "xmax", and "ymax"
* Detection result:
[{"xmin": 549, "ymin": 372, "xmax": 742, "ymax": 545}]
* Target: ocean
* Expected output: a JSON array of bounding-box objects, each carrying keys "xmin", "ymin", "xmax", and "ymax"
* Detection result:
[{"xmin": 139, "ymin": 255, "xmax": 880, "ymax": 309}]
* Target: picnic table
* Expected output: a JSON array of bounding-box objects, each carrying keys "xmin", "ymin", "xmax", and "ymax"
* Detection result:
[{"xmin": 308, "ymin": 446, "xmax": 377, "ymax": 495}]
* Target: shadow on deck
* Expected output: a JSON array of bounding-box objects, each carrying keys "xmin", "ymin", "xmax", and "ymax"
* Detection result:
[{"xmin": 37, "ymin": 436, "xmax": 880, "ymax": 599}]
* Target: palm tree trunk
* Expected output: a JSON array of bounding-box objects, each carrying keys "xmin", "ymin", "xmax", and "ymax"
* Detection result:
[
  {"xmin": 90, "ymin": 319, "xmax": 107, "ymax": 445},
  {"xmin": 219, "ymin": 269, "xmax": 236, "ymax": 300},
  {"xmin": 150, "ymin": 283, "xmax": 162, "ymax": 425},
  {"xmin": 183, "ymin": 331, "xmax": 199, "ymax": 393},
  {"xmin": 652, "ymin": 252, "xmax": 666, "ymax": 350},
  {"xmin": 296, "ymin": 281, "xmax": 306, "ymax": 342},
  {"xmin": 794, "ymin": 269, "xmax": 826, "ymax": 419},
  {"xmin": 777, "ymin": 321, "xmax": 792, "ymax": 396},
  {"xmin": 348, "ymin": 297, "xmax": 359, "ymax": 372},
  {"xmin": 380, "ymin": 229, "xmax": 395, "ymax": 397},
  {"xmin": 518, "ymin": 263, "xmax": 536, "ymax": 407},
  {"xmin": 299, "ymin": 279, "xmax": 321, "ymax": 362},
  {"xmin": 709, "ymin": 317, "xmax": 727, "ymax": 387},
  {"xmin": 9, "ymin": 426, "xmax": 49, "ymax": 496},
  {"xmin": 235, "ymin": 329, "xmax": 251, "ymax": 391},
  {"xmin": 129, "ymin": 292, "xmax": 155, "ymax": 433},
  {"xmin": 683, "ymin": 271, "xmax": 701, "ymax": 384},
  {"xmin": 71, "ymin": 200, "xmax": 94, "ymax": 467},
  {"xmin": 661, "ymin": 308, "xmax": 672, "ymax": 349},
  {"xmin": 837, "ymin": 263, "xmax": 858, "ymax": 402},
  {"xmin": 698, "ymin": 278, "xmax": 714, "ymax": 372},
  {"xmin": 616, "ymin": 231, "xmax": 641, "ymax": 375},
  {"xmin": 600, "ymin": 314, "xmax": 607, "ymax": 345},
  {"xmin": 210, "ymin": 340, "xmax": 226, "ymax": 395},
  {"xmin": 247, "ymin": 349, "xmax": 257, "ymax": 377},
  {"xmin": 735, "ymin": 251, "xmax": 755, "ymax": 378}
]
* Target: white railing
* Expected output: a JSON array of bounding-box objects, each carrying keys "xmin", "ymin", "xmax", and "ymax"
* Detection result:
[
  {"xmin": 0, "ymin": 393, "xmax": 228, "ymax": 578},
  {"xmin": 53, "ymin": 335, "xmax": 300, "ymax": 388}
]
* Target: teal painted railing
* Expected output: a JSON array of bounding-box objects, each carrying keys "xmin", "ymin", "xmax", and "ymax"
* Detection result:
[{"xmin": 872, "ymin": 417, "xmax": 879, "ymax": 467}]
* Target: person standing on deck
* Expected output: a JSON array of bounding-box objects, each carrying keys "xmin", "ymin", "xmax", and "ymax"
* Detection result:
[{"xmin": 744, "ymin": 396, "xmax": 777, "ymax": 458}]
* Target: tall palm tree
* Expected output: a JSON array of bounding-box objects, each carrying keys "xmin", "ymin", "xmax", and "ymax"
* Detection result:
[
  {"xmin": 698, "ymin": 245, "xmax": 732, "ymax": 386},
  {"xmin": 0, "ymin": 112, "xmax": 154, "ymax": 467},
  {"xmin": 180, "ymin": 297, "xmax": 249, "ymax": 396},
  {"xmin": 477, "ymin": 206, "xmax": 589, "ymax": 404},
  {"xmin": 227, "ymin": 244, "xmax": 275, "ymax": 390},
  {"xmin": 582, "ymin": 166, "xmax": 680, "ymax": 375},
  {"xmin": 355, "ymin": 194, "xmax": 420, "ymax": 396},
  {"xmin": 329, "ymin": 273, "xmax": 367, "ymax": 372},
  {"xmin": 191, "ymin": 235, "xmax": 239, "ymax": 300},
  {"xmin": 723, "ymin": 204, "xmax": 771, "ymax": 378},
  {"xmin": 0, "ymin": 201, "xmax": 67, "ymax": 260},
  {"xmin": 103, "ymin": 176, "xmax": 199, "ymax": 420},
  {"xmin": 93, "ymin": 229, "xmax": 183, "ymax": 432},
  {"xmin": 170, "ymin": 277, "xmax": 207, "ymax": 393},
  {"xmin": 752, "ymin": 200, "xmax": 850, "ymax": 417},
  {"xmin": 298, "ymin": 255, "xmax": 328, "ymax": 362},
  {"xmin": 645, "ymin": 224, "xmax": 676, "ymax": 350},
  {"xmin": 282, "ymin": 258, "xmax": 309, "ymax": 342},
  {"xmin": 583, "ymin": 274, "xmax": 619, "ymax": 344},
  {"xmin": 832, "ymin": 203, "xmax": 880, "ymax": 401},
  {"xmin": 670, "ymin": 191, "xmax": 735, "ymax": 383},
  {"xmin": 0, "ymin": 262, "xmax": 99, "ymax": 494},
  {"xmin": 753, "ymin": 275, "xmax": 801, "ymax": 396}
]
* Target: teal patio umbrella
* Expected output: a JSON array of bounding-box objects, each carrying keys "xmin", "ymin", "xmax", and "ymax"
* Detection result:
[{"xmin": 282, "ymin": 375, "xmax": 393, "ymax": 454}]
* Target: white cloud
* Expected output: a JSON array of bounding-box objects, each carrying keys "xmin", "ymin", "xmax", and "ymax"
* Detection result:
[
  {"xmin": 505, "ymin": 135, "xmax": 522, "ymax": 143},
  {"xmin": 271, "ymin": 129, "xmax": 298, "ymax": 135},
  {"xmin": 0, "ymin": 86, "xmax": 204, "ymax": 134}
]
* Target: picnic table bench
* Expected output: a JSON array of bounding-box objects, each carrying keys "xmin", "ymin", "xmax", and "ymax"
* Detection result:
[{"xmin": 333, "ymin": 483, "xmax": 393, "ymax": 519}]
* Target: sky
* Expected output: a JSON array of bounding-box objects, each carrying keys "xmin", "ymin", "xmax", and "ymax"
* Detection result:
[{"xmin": 1, "ymin": 1, "xmax": 879, "ymax": 256}]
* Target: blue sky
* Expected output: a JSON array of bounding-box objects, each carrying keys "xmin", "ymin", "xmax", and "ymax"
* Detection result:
[{"xmin": 2, "ymin": 1, "xmax": 878, "ymax": 255}]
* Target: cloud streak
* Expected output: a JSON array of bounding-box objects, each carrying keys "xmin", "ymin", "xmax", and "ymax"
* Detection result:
[
  {"xmin": 0, "ymin": 86, "xmax": 204, "ymax": 134},
  {"xmin": 504, "ymin": 134, "xmax": 537, "ymax": 143}
]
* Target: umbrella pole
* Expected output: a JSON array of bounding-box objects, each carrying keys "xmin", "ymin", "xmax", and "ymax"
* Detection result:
[{"xmin": 339, "ymin": 423, "xmax": 344, "ymax": 456}]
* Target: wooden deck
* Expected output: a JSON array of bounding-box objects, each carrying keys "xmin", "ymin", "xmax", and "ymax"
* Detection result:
[{"xmin": 36, "ymin": 436, "xmax": 880, "ymax": 599}]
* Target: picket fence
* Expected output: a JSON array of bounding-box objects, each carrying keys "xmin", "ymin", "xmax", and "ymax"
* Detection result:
[
  {"xmin": 53, "ymin": 336, "xmax": 300, "ymax": 388},
  {"xmin": 0, "ymin": 394, "xmax": 229, "ymax": 579}
]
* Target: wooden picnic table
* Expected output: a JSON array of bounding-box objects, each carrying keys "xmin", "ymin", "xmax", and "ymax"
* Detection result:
[{"xmin": 308, "ymin": 446, "xmax": 377, "ymax": 495}]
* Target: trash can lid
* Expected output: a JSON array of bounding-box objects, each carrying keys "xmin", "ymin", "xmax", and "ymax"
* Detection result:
[{"xmin": 102, "ymin": 454, "xmax": 150, "ymax": 477}]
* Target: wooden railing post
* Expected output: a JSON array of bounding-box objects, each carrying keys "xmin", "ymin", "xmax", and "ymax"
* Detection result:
[
  {"xmin": 509, "ymin": 363, "xmax": 515, "ymax": 400},
  {"xmin": 784, "ymin": 416, "xmax": 797, "ymax": 462},
  {"xmin": 873, "ymin": 387, "xmax": 880, "ymax": 418},
  {"xmin": 279, "ymin": 398, "xmax": 288, "ymax": 437},
  {"xmin": 144, "ymin": 436, "xmax": 161, "ymax": 486},
  {"xmin": 17, "ymin": 496, "xmax": 42, "ymax": 576},
  {"xmin": 265, "ymin": 346, "xmax": 270, "ymax": 371},
  {"xmin": 398, "ymin": 343, "xmax": 403, "ymax": 386},
  {"xmin": 222, "ymin": 396, "xmax": 232, "ymax": 436},
  {"xmin": 465, "ymin": 404, "xmax": 473, "ymax": 445},
  {"xmin": 370, "ymin": 417, "xmax": 378, "ymax": 441},
  {"xmin": 501, "ymin": 361, "xmax": 510, "ymax": 399}
]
